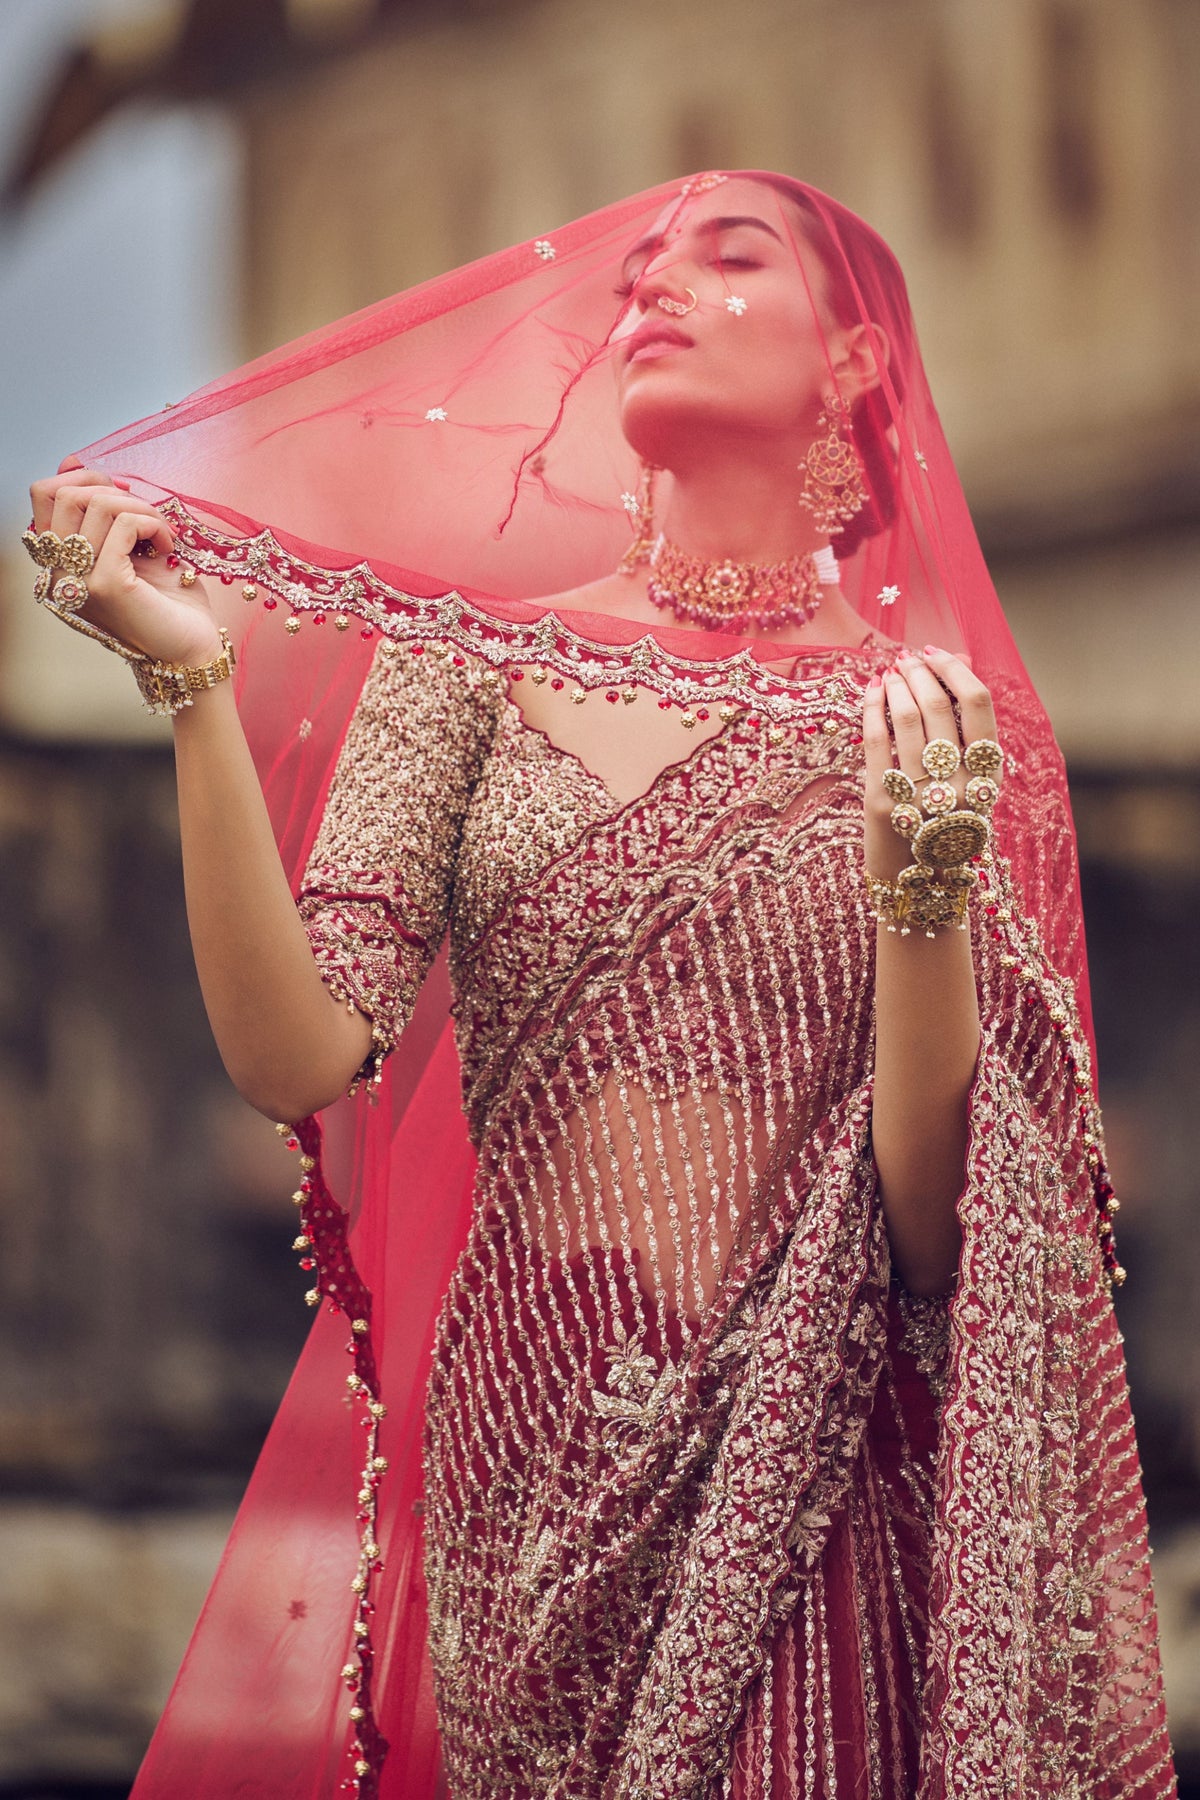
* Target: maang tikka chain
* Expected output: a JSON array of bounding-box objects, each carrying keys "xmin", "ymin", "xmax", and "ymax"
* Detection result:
[{"xmin": 798, "ymin": 392, "xmax": 869, "ymax": 536}]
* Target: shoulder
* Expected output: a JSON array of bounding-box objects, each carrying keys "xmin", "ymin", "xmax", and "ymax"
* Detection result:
[
  {"xmin": 364, "ymin": 636, "xmax": 503, "ymax": 719},
  {"xmin": 342, "ymin": 638, "xmax": 503, "ymax": 781}
]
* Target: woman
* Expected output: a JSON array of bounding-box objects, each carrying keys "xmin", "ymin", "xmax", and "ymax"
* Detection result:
[{"xmin": 26, "ymin": 173, "xmax": 1176, "ymax": 1799}]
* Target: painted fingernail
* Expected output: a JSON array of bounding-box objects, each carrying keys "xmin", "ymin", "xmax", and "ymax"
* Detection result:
[
  {"xmin": 923, "ymin": 644, "xmax": 943, "ymax": 655},
  {"xmin": 868, "ymin": 674, "xmax": 882, "ymax": 689}
]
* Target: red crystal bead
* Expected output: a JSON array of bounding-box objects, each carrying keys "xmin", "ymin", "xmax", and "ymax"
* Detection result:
[
  {"xmin": 220, "ymin": 573, "xmax": 233, "ymax": 585},
  {"xmin": 411, "ymin": 642, "xmax": 423, "ymax": 654},
  {"xmin": 360, "ymin": 627, "xmax": 373, "ymax": 639},
  {"xmin": 313, "ymin": 612, "xmax": 326, "ymax": 626},
  {"xmin": 165, "ymin": 554, "xmax": 180, "ymax": 568},
  {"xmin": 510, "ymin": 668, "xmax": 524, "ymax": 681},
  {"xmin": 696, "ymin": 708, "xmax": 709, "ymax": 722},
  {"xmin": 551, "ymin": 678, "xmax": 564, "ymax": 691},
  {"xmin": 263, "ymin": 597, "xmax": 277, "ymax": 610},
  {"xmin": 605, "ymin": 690, "xmax": 619, "ymax": 704}
]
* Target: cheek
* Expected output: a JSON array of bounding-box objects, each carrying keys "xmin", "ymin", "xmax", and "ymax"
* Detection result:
[{"xmin": 709, "ymin": 316, "xmax": 825, "ymax": 423}]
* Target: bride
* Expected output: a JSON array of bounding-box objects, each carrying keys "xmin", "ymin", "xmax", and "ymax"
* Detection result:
[{"xmin": 26, "ymin": 171, "xmax": 1176, "ymax": 1798}]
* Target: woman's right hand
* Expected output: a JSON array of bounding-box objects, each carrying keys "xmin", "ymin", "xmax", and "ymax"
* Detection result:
[{"xmin": 28, "ymin": 468, "xmax": 224, "ymax": 667}]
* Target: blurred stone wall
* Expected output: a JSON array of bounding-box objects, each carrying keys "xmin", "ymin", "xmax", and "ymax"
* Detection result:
[
  {"xmin": 237, "ymin": 0, "xmax": 1200, "ymax": 550},
  {"xmin": 0, "ymin": 734, "xmax": 303, "ymax": 1791}
]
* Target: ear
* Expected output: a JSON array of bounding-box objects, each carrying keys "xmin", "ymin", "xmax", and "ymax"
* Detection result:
[{"xmin": 828, "ymin": 320, "xmax": 890, "ymax": 405}]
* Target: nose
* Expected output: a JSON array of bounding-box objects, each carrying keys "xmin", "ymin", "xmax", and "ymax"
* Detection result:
[{"xmin": 635, "ymin": 240, "xmax": 694, "ymax": 311}]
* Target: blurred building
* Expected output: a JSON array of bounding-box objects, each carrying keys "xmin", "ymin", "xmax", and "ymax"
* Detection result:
[{"xmin": 1, "ymin": 0, "xmax": 1197, "ymax": 1791}]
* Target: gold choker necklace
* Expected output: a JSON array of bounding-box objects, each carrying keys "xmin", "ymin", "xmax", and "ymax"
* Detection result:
[{"xmin": 637, "ymin": 534, "xmax": 835, "ymax": 630}]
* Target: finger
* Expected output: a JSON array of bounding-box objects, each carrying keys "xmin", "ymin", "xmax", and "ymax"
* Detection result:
[
  {"xmin": 55, "ymin": 489, "xmax": 172, "ymax": 559},
  {"xmin": 861, "ymin": 675, "xmax": 892, "ymax": 783},
  {"xmin": 30, "ymin": 468, "xmax": 113, "ymax": 531},
  {"xmin": 892, "ymin": 651, "xmax": 959, "ymax": 748},
  {"xmin": 882, "ymin": 663, "xmax": 927, "ymax": 780},
  {"xmin": 90, "ymin": 510, "xmax": 162, "ymax": 591},
  {"xmin": 920, "ymin": 646, "xmax": 997, "ymax": 743},
  {"xmin": 93, "ymin": 495, "xmax": 174, "ymax": 557}
]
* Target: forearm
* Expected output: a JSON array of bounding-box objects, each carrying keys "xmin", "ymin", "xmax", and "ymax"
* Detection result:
[
  {"xmin": 870, "ymin": 919, "xmax": 979, "ymax": 1295},
  {"xmin": 173, "ymin": 684, "xmax": 372, "ymax": 1120},
  {"xmin": 861, "ymin": 646, "xmax": 1002, "ymax": 1298}
]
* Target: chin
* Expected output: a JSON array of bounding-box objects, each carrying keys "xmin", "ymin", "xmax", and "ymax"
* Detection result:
[{"xmin": 619, "ymin": 385, "xmax": 726, "ymax": 470}]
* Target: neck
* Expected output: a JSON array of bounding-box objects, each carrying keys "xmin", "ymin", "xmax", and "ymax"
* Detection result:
[{"xmin": 658, "ymin": 439, "xmax": 826, "ymax": 564}]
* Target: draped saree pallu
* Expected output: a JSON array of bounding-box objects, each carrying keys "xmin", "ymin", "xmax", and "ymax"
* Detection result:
[{"xmin": 68, "ymin": 170, "xmax": 1177, "ymax": 1799}]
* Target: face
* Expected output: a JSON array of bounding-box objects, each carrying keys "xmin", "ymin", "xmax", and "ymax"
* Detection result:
[{"xmin": 613, "ymin": 177, "xmax": 851, "ymax": 470}]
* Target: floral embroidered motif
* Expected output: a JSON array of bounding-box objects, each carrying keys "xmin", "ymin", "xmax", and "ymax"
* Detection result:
[
  {"xmin": 896, "ymin": 1287, "xmax": 952, "ymax": 1402},
  {"xmin": 297, "ymin": 645, "xmax": 500, "ymax": 1087}
]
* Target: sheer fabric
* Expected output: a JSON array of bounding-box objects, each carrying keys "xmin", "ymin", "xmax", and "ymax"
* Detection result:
[{"xmin": 69, "ymin": 172, "xmax": 1176, "ymax": 1798}]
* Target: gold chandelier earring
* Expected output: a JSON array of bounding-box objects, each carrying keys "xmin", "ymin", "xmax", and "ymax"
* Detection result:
[
  {"xmin": 798, "ymin": 392, "xmax": 868, "ymax": 536},
  {"xmin": 618, "ymin": 461, "xmax": 661, "ymax": 574}
]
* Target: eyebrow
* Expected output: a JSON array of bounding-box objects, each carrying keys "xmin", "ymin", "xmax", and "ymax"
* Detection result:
[{"xmin": 620, "ymin": 214, "xmax": 786, "ymax": 278}]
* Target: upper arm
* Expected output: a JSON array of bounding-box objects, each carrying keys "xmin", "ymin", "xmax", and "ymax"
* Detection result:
[{"xmin": 297, "ymin": 642, "xmax": 500, "ymax": 1075}]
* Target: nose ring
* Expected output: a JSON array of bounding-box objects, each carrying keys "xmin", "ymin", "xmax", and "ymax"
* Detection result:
[{"xmin": 657, "ymin": 288, "xmax": 697, "ymax": 317}]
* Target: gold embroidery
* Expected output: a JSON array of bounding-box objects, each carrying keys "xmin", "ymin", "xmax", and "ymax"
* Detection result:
[
  {"xmin": 281, "ymin": 616, "xmax": 1172, "ymax": 1797},
  {"xmin": 895, "ymin": 1288, "xmax": 952, "ymax": 1403},
  {"xmin": 297, "ymin": 644, "xmax": 500, "ymax": 1087}
]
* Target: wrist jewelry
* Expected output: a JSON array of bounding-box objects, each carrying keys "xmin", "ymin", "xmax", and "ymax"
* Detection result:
[
  {"xmin": 868, "ymin": 737, "xmax": 1003, "ymax": 936},
  {"xmin": 130, "ymin": 630, "xmax": 236, "ymax": 716},
  {"xmin": 31, "ymin": 559, "xmax": 234, "ymax": 718}
]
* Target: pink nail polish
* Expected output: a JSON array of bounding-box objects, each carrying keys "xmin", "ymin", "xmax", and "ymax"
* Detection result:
[
  {"xmin": 923, "ymin": 644, "xmax": 942, "ymax": 655},
  {"xmin": 868, "ymin": 674, "xmax": 882, "ymax": 689}
]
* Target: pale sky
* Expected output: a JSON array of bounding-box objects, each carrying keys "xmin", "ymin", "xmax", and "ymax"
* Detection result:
[
  {"xmin": 0, "ymin": 0, "xmax": 238, "ymax": 735},
  {"xmin": 0, "ymin": 0, "xmax": 237, "ymax": 525}
]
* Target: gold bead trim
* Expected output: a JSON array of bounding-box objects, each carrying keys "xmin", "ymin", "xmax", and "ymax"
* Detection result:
[
  {"xmin": 157, "ymin": 498, "xmax": 871, "ymax": 736},
  {"xmin": 275, "ymin": 1118, "xmax": 387, "ymax": 1792}
]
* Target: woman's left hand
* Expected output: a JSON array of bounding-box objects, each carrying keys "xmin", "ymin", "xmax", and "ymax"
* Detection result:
[{"xmin": 861, "ymin": 645, "xmax": 999, "ymax": 881}]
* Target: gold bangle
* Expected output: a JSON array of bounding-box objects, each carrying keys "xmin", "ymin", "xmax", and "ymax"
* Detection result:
[
  {"xmin": 132, "ymin": 629, "xmax": 236, "ymax": 717},
  {"xmin": 864, "ymin": 865, "xmax": 978, "ymax": 937}
]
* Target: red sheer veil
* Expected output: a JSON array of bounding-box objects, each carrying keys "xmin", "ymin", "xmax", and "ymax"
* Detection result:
[{"xmin": 70, "ymin": 172, "xmax": 1117, "ymax": 1798}]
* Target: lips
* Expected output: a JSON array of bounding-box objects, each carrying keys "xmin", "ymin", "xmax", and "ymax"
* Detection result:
[{"xmin": 624, "ymin": 322, "xmax": 694, "ymax": 363}]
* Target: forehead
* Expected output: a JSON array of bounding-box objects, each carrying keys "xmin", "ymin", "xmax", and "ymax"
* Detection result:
[
  {"xmin": 643, "ymin": 177, "xmax": 798, "ymax": 241},
  {"xmin": 684, "ymin": 176, "xmax": 796, "ymax": 228},
  {"xmin": 624, "ymin": 177, "xmax": 829, "ymax": 303}
]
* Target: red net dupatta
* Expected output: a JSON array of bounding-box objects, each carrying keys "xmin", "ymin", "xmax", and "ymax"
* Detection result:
[{"xmin": 67, "ymin": 170, "xmax": 1172, "ymax": 1799}]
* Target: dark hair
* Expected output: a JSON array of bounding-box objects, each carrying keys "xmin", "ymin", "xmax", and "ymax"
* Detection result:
[{"xmin": 752, "ymin": 176, "xmax": 907, "ymax": 558}]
